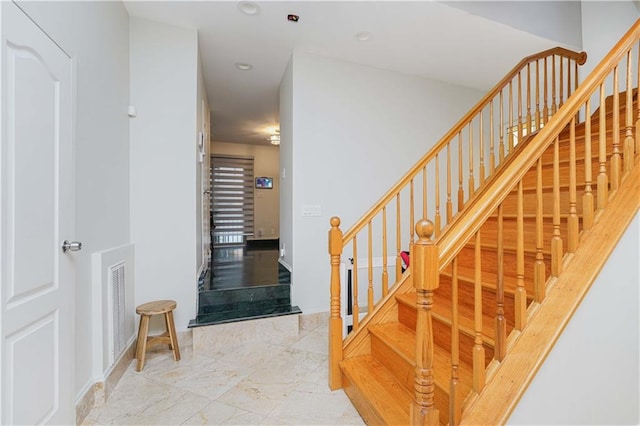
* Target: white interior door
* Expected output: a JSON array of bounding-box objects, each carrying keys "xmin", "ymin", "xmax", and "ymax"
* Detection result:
[{"xmin": 1, "ymin": 2, "xmax": 75, "ymax": 424}]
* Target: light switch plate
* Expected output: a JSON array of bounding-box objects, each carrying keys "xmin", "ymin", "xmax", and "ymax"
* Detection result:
[{"xmin": 302, "ymin": 205, "xmax": 322, "ymax": 217}]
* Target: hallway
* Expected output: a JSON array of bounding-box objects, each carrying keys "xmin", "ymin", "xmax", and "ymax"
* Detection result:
[{"xmin": 193, "ymin": 243, "xmax": 300, "ymax": 327}]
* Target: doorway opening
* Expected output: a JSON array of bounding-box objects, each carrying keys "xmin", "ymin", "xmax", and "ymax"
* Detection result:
[{"xmin": 190, "ymin": 148, "xmax": 299, "ymax": 327}]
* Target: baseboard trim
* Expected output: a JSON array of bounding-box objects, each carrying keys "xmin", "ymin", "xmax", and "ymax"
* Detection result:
[
  {"xmin": 75, "ymin": 338, "xmax": 136, "ymax": 425},
  {"xmin": 278, "ymin": 258, "xmax": 292, "ymax": 272}
]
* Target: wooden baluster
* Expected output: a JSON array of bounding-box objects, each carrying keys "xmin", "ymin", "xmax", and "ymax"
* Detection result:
[
  {"xmin": 518, "ymin": 72, "xmax": 523, "ymax": 145},
  {"xmin": 473, "ymin": 231, "xmax": 485, "ymax": 392},
  {"xmin": 526, "ymin": 63, "xmax": 532, "ymax": 135},
  {"xmin": 597, "ymin": 83, "xmax": 609, "ymax": 210},
  {"xmin": 509, "ymin": 80, "xmax": 515, "ymax": 152},
  {"xmin": 423, "ymin": 166, "xmax": 428, "ymax": 220},
  {"xmin": 469, "ymin": 122, "xmax": 475, "ymax": 197},
  {"xmin": 543, "ymin": 57, "xmax": 549, "ymax": 124},
  {"xmin": 458, "ymin": 132, "xmax": 464, "ymax": 211},
  {"xmin": 495, "ymin": 204, "xmax": 506, "ymax": 361},
  {"xmin": 368, "ymin": 221, "xmax": 374, "ymax": 313},
  {"xmin": 446, "ymin": 143, "xmax": 453, "ymax": 223},
  {"xmin": 449, "ymin": 256, "xmax": 461, "ymax": 425},
  {"xmin": 410, "ymin": 179, "xmax": 415, "ymax": 251},
  {"xmin": 490, "ymin": 100, "xmax": 495, "ymax": 173},
  {"xmin": 611, "ymin": 66, "xmax": 621, "ymax": 190},
  {"xmin": 410, "ymin": 220, "xmax": 439, "ymax": 426},
  {"xmin": 583, "ymin": 100, "xmax": 594, "ymax": 231},
  {"xmin": 353, "ymin": 238, "xmax": 360, "ymax": 331},
  {"xmin": 329, "ymin": 217, "xmax": 343, "ymax": 390},
  {"xmin": 624, "ymin": 50, "xmax": 635, "ymax": 174},
  {"xmin": 636, "ymin": 41, "xmax": 640, "ymax": 154},
  {"xmin": 567, "ymin": 57, "xmax": 572, "ymax": 100},
  {"xmin": 479, "ymin": 111, "xmax": 485, "ymax": 184},
  {"xmin": 574, "ymin": 60, "xmax": 579, "ymax": 121},
  {"xmin": 574, "ymin": 60, "xmax": 579, "ymax": 97},
  {"xmin": 499, "ymin": 89, "xmax": 505, "ymax": 163},
  {"xmin": 382, "ymin": 207, "xmax": 388, "ymax": 297},
  {"xmin": 535, "ymin": 59, "xmax": 541, "ymax": 130},
  {"xmin": 396, "ymin": 194, "xmax": 402, "ymax": 281},
  {"xmin": 552, "ymin": 136, "xmax": 564, "ymax": 277},
  {"xmin": 568, "ymin": 118, "xmax": 579, "ymax": 253},
  {"xmin": 559, "ymin": 56, "xmax": 564, "ymax": 109},
  {"xmin": 552, "ymin": 55, "xmax": 557, "ymax": 115},
  {"xmin": 435, "ymin": 155, "xmax": 441, "ymax": 237},
  {"xmin": 534, "ymin": 158, "xmax": 546, "ymax": 302},
  {"xmin": 515, "ymin": 180, "xmax": 527, "ymax": 330}
]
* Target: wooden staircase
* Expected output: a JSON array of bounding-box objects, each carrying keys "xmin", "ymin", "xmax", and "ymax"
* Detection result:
[
  {"xmin": 338, "ymin": 100, "xmax": 631, "ymax": 425},
  {"xmin": 328, "ymin": 20, "xmax": 640, "ymax": 426}
]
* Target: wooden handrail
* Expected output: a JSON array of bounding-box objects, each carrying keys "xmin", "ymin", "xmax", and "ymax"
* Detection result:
[
  {"xmin": 436, "ymin": 19, "xmax": 640, "ymax": 274},
  {"xmin": 342, "ymin": 47, "xmax": 586, "ymax": 243}
]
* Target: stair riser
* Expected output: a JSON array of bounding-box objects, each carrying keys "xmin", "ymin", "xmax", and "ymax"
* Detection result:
[
  {"xmin": 397, "ymin": 301, "xmax": 495, "ymax": 366},
  {"xmin": 370, "ymin": 334, "xmax": 451, "ymax": 426},
  {"xmin": 438, "ymin": 275, "xmax": 517, "ymax": 330},
  {"xmin": 520, "ymin": 158, "xmax": 600, "ymax": 190},
  {"xmin": 342, "ymin": 374, "xmax": 386, "ymax": 426},
  {"xmin": 480, "ymin": 216, "xmax": 569, "ymax": 254},
  {"xmin": 197, "ymin": 284, "xmax": 291, "ymax": 315},
  {"xmin": 454, "ymin": 246, "xmax": 546, "ymax": 294},
  {"xmin": 501, "ymin": 189, "xmax": 595, "ymax": 217}
]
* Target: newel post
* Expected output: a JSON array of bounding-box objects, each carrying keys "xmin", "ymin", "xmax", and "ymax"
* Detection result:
[
  {"xmin": 410, "ymin": 219, "xmax": 440, "ymax": 426},
  {"xmin": 328, "ymin": 217, "xmax": 343, "ymax": 390}
]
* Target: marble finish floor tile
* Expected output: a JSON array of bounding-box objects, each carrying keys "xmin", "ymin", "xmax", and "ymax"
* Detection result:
[{"xmin": 83, "ymin": 329, "xmax": 363, "ymax": 425}]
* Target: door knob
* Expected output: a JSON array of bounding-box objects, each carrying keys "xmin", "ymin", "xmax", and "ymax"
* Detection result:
[{"xmin": 61, "ymin": 240, "xmax": 82, "ymax": 253}]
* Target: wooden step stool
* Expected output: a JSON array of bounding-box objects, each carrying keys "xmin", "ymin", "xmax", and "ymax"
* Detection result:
[{"xmin": 134, "ymin": 300, "xmax": 181, "ymax": 371}]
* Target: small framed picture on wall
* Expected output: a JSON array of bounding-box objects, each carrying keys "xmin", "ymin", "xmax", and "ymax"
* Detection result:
[{"xmin": 255, "ymin": 177, "xmax": 273, "ymax": 189}]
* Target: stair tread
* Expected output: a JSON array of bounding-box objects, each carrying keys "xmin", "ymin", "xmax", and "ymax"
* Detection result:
[
  {"xmin": 340, "ymin": 355, "xmax": 412, "ymax": 425},
  {"xmin": 370, "ymin": 322, "xmax": 474, "ymax": 391},
  {"xmin": 462, "ymin": 239, "xmax": 552, "ymax": 258}
]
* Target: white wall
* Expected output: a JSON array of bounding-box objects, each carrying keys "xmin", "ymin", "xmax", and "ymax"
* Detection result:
[
  {"xmin": 14, "ymin": 0, "xmax": 131, "ymax": 397},
  {"xmin": 211, "ymin": 142, "xmax": 280, "ymax": 240},
  {"xmin": 283, "ymin": 52, "xmax": 484, "ymax": 313},
  {"xmin": 443, "ymin": 1, "xmax": 583, "ymax": 49},
  {"xmin": 581, "ymin": 1, "xmax": 639, "ymax": 80},
  {"xmin": 196, "ymin": 51, "xmax": 211, "ymax": 270},
  {"xmin": 279, "ymin": 58, "xmax": 294, "ymax": 270},
  {"xmin": 130, "ymin": 18, "xmax": 199, "ymax": 332},
  {"xmin": 508, "ymin": 214, "xmax": 640, "ymax": 425}
]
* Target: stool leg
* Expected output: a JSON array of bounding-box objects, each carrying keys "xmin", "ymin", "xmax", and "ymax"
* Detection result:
[
  {"xmin": 166, "ymin": 311, "xmax": 181, "ymax": 361},
  {"xmin": 135, "ymin": 314, "xmax": 150, "ymax": 371},
  {"xmin": 163, "ymin": 313, "xmax": 173, "ymax": 350},
  {"xmin": 134, "ymin": 314, "xmax": 144, "ymax": 358}
]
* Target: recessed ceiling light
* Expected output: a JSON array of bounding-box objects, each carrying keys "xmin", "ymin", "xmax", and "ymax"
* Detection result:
[
  {"xmin": 355, "ymin": 31, "xmax": 372, "ymax": 42},
  {"xmin": 238, "ymin": 1, "xmax": 259, "ymax": 16},
  {"xmin": 235, "ymin": 62, "xmax": 253, "ymax": 71}
]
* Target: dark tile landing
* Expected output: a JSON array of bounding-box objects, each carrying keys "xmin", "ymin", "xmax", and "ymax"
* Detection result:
[
  {"xmin": 200, "ymin": 246, "xmax": 290, "ymax": 291},
  {"xmin": 190, "ymin": 245, "xmax": 300, "ymax": 328}
]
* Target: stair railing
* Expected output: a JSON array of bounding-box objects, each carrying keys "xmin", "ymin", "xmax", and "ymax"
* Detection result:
[
  {"xmin": 328, "ymin": 46, "xmax": 586, "ymax": 390},
  {"xmin": 412, "ymin": 19, "xmax": 640, "ymax": 425}
]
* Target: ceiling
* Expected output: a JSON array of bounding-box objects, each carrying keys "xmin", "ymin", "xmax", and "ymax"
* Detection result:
[{"xmin": 124, "ymin": 1, "xmax": 565, "ymax": 146}]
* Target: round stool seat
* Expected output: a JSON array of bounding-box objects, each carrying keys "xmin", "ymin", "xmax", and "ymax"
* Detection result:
[
  {"xmin": 134, "ymin": 299, "xmax": 180, "ymax": 371},
  {"xmin": 136, "ymin": 299, "xmax": 177, "ymax": 315}
]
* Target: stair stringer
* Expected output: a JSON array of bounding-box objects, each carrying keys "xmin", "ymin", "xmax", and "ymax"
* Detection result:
[{"xmin": 460, "ymin": 159, "xmax": 640, "ymax": 425}]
